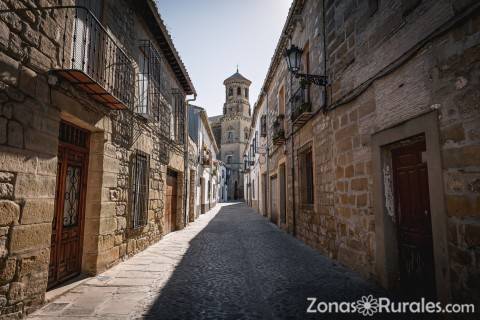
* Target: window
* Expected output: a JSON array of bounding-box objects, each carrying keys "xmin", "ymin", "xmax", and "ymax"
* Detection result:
[
  {"xmin": 255, "ymin": 131, "xmax": 258, "ymax": 153},
  {"xmin": 260, "ymin": 114, "xmax": 267, "ymax": 137},
  {"xmin": 229, "ymin": 88, "xmax": 233, "ymax": 96},
  {"xmin": 237, "ymin": 87, "xmax": 241, "ymax": 95},
  {"xmin": 171, "ymin": 93, "xmax": 185, "ymax": 144},
  {"xmin": 131, "ymin": 151, "xmax": 149, "ymax": 228},
  {"xmin": 137, "ymin": 50, "xmax": 149, "ymax": 114},
  {"xmin": 244, "ymin": 127, "xmax": 249, "ymax": 140},
  {"xmin": 227, "ymin": 155, "xmax": 232, "ymax": 164},
  {"xmin": 278, "ymin": 85, "xmax": 285, "ymax": 115},
  {"xmin": 245, "ymin": 88, "xmax": 249, "ymax": 98},
  {"xmin": 299, "ymin": 147, "xmax": 314, "ymax": 205}
]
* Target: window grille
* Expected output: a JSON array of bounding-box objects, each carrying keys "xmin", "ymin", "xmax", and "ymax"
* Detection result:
[
  {"xmin": 260, "ymin": 115, "xmax": 267, "ymax": 137},
  {"xmin": 131, "ymin": 151, "xmax": 149, "ymax": 228}
]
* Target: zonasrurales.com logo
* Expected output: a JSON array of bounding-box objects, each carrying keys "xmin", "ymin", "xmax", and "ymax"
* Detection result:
[
  {"xmin": 356, "ymin": 295, "xmax": 379, "ymax": 316},
  {"xmin": 307, "ymin": 296, "xmax": 475, "ymax": 316}
]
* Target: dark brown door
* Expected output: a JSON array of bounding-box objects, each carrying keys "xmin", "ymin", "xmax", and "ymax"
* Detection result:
[
  {"xmin": 392, "ymin": 137, "xmax": 436, "ymax": 299},
  {"xmin": 165, "ymin": 170, "xmax": 177, "ymax": 234},
  {"xmin": 49, "ymin": 122, "xmax": 89, "ymax": 289}
]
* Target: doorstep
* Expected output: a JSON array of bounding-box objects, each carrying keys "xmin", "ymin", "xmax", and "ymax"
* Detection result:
[{"xmin": 45, "ymin": 274, "xmax": 92, "ymax": 303}]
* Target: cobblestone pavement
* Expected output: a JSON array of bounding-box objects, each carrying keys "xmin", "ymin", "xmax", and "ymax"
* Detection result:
[{"xmin": 30, "ymin": 203, "xmax": 387, "ymax": 320}]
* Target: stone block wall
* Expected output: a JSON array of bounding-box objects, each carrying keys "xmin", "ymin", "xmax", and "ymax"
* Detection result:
[
  {"xmin": 258, "ymin": 0, "xmax": 480, "ymax": 304},
  {"xmin": 0, "ymin": 0, "xmax": 190, "ymax": 318}
]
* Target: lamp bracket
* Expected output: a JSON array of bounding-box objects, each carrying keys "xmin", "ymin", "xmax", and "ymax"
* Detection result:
[{"xmin": 295, "ymin": 72, "xmax": 328, "ymax": 86}]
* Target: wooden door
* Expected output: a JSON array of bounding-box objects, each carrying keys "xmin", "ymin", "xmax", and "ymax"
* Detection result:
[
  {"xmin": 392, "ymin": 138, "xmax": 436, "ymax": 298},
  {"xmin": 280, "ymin": 164, "xmax": 286, "ymax": 224},
  {"xmin": 165, "ymin": 170, "xmax": 177, "ymax": 234},
  {"xmin": 49, "ymin": 122, "xmax": 89, "ymax": 289},
  {"xmin": 270, "ymin": 176, "xmax": 278, "ymax": 224},
  {"xmin": 200, "ymin": 178, "xmax": 205, "ymax": 214}
]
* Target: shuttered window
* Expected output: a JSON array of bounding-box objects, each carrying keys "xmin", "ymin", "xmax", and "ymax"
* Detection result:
[{"xmin": 132, "ymin": 151, "xmax": 149, "ymax": 228}]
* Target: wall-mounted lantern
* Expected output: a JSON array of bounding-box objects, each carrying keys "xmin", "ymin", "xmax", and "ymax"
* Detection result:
[{"xmin": 284, "ymin": 44, "xmax": 328, "ymax": 86}]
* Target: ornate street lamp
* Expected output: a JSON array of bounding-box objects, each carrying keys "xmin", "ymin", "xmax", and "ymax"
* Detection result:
[{"xmin": 284, "ymin": 44, "xmax": 328, "ymax": 86}]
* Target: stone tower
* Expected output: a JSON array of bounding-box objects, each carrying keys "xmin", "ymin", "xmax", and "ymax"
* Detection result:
[{"xmin": 215, "ymin": 69, "xmax": 252, "ymax": 200}]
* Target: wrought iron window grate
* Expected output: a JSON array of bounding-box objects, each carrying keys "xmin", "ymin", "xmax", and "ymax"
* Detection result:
[
  {"xmin": 59, "ymin": 121, "xmax": 89, "ymax": 148},
  {"xmin": 131, "ymin": 151, "xmax": 149, "ymax": 229}
]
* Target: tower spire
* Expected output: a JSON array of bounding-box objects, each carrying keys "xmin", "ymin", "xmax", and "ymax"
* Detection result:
[{"xmin": 236, "ymin": 64, "xmax": 239, "ymax": 73}]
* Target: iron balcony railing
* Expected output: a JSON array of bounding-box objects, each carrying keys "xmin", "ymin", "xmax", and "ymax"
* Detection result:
[
  {"xmin": 57, "ymin": 6, "xmax": 135, "ymax": 110},
  {"xmin": 289, "ymin": 86, "xmax": 312, "ymax": 124}
]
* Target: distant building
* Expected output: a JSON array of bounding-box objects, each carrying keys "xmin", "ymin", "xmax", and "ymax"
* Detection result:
[
  {"xmin": 209, "ymin": 69, "xmax": 252, "ymax": 200},
  {"xmin": 188, "ymin": 105, "xmax": 220, "ymax": 214}
]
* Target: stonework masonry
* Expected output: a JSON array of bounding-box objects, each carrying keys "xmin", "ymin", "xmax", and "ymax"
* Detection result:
[
  {"xmin": 0, "ymin": 0, "xmax": 195, "ymax": 318},
  {"xmin": 245, "ymin": 0, "xmax": 480, "ymax": 305}
]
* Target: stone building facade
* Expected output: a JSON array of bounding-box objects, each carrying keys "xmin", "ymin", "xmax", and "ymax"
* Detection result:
[
  {"xmin": 209, "ymin": 71, "xmax": 252, "ymax": 200},
  {"xmin": 245, "ymin": 0, "xmax": 480, "ymax": 304},
  {"xmin": 188, "ymin": 104, "xmax": 220, "ymax": 215},
  {"xmin": 0, "ymin": 0, "xmax": 195, "ymax": 317}
]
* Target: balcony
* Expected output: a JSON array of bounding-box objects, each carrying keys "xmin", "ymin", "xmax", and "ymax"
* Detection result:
[
  {"xmin": 272, "ymin": 115, "xmax": 286, "ymax": 145},
  {"xmin": 54, "ymin": 6, "xmax": 134, "ymax": 110},
  {"xmin": 290, "ymin": 87, "xmax": 312, "ymax": 127}
]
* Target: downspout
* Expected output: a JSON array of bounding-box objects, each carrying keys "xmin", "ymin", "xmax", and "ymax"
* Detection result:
[
  {"xmin": 264, "ymin": 90, "xmax": 270, "ymax": 218},
  {"xmin": 184, "ymin": 94, "xmax": 197, "ymax": 228},
  {"xmin": 289, "ymin": 69, "xmax": 296, "ymax": 237}
]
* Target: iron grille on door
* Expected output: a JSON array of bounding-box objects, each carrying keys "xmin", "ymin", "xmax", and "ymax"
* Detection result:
[{"xmin": 131, "ymin": 151, "xmax": 149, "ymax": 228}]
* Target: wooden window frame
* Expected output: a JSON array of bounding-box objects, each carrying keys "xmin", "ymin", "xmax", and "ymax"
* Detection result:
[
  {"xmin": 298, "ymin": 144, "xmax": 314, "ymax": 206},
  {"xmin": 131, "ymin": 150, "xmax": 150, "ymax": 229}
]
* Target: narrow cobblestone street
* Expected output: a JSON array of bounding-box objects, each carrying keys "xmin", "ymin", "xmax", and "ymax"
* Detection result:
[{"xmin": 30, "ymin": 203, "xmax": 384, "ymax": 320}]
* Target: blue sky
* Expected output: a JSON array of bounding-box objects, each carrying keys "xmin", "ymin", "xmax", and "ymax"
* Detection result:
[{"xmin": 156, "ymin": 0, "xmax": 292, "ymax": 117}]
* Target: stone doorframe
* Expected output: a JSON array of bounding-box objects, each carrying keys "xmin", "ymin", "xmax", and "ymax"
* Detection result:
[{"xmin": 371, "ymin": 111, "xmax": 450, "ymax": 303}]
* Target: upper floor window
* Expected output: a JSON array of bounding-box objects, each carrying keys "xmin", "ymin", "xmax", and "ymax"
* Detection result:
[
  {"xmin": 260, "ymin": 114, "xmax": 267, "ymax": 137},
  {"xmin": 245, "ymin": 88, "xmax": 249, "ymax": 98},
  {"xmin": 244, "ymin": 127, "xmax": 249, "ymax": 140},
  {"xmin": 171, "ymin": 92, "xmax": 185, "ymax": 144},
  {"xmin": 278, "ymin": 85, "xmax": 285, "ymax": 115},
  {"xmin": 237, "ymin": 87, "xmax": 241, "ymax": 95},
  {"xmin": 229, "ymin": 88, "xmax": 233, "ymax": 97},
  {"xmin": 227, "ymin": 155, "xmax": 232, "ymax": 164},
  {"xmin": 299, "ymin": 146, "xmax": 314, "ymax": 205}
]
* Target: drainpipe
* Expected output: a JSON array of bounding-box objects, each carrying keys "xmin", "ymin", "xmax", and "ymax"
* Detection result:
[
  {"xmin": 184, "ymin": 94, "xmax": 197, "ymax": 228},
  {"xmin": 264, "ymin": 90, "xmax": 270, "ymax": 218},
  {"xmin": 289, "ymin": 60, "xmax": 297, "ymax": 237}
]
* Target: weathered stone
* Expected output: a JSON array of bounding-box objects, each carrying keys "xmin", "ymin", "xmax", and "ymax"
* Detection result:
[
  {"xmin": 20, "ymin": 199, "xmax": 54, "ymax": 225},
  {"xmin": 0, "ymin": 258, "xmax": 16, "ymax": 285},
  {"xmin": 465, "ymin": 224, "xmax": 480, "ymax": 247},
  {"xmin": 0, "ymin": 116, "xmax": 6, "ymax": 144},
  {"xmin": 114, "ymin": 234, "xmax": 123, "ymax": 246},
  {"xmin": 116, "ymin": 216, "xmax": 126, "ymax": 231},
  {"xmin": 28, "ymin": 47, "xmax": 51, "ymax": 71},
  {"xmin": 7, "ymin": 282, "xmax": 24, "ymax": 304},
  {"xmin": 446, "ymin": 195, "xmax": 476, "ymax": 217},
  {"xmin": 441, "ymin": 123, "xmax": 465, "ymax": 143},
  {"xmin": 0, "ymin": 200, "xmax": 19, "ymax": 226},
  {"xmin": 0, "ymin": 183, "xmax": 13, "ymax": 199},
  {"xmin": 351, "ymin": 178, "xmax": 368, "ymax": 191},
  {"xmin": 0, "ymin": 172, "xmax": 14, "ymax": 183},
  {"xmin": 9, "ymin": 223, "xmax": 51, "ymax": 254},
  {"xmin": 0, "ymin": 51, "xmax": 19, "ymax": 86},
  {"xmin": 17, "ymin": 249, "xmax": 49, "ymax": 279},
  {"xmin": 0, "ymin": 19, "xmax": 9, "ymax": 48},
  {"xmin": 7, "ymin": 120, "xmax": 23, "ymax": 148},
  {"xmin": 2, "ymin": 102, "xmax": 13, "ymax": 119},
  {"xmin": 18, "ymin": 66, "xmax": 37, "ymax": 96},
  {"xmin": 14, "ymin": 173, "xmax": 56, "ymax": 199}
]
